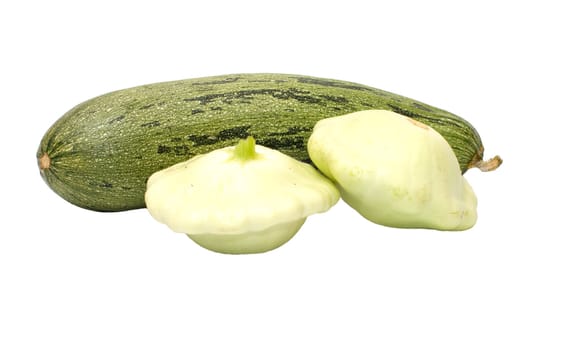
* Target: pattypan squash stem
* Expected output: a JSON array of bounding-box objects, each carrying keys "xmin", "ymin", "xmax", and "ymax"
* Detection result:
[{"xmin": 233, "ymin": 136, "xmax": 258, "ymax": 161}]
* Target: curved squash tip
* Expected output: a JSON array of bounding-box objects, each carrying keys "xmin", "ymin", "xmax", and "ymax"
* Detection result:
[{"xmin": 475, "ymin": 155, "xmax": 503, "ymax": 172}]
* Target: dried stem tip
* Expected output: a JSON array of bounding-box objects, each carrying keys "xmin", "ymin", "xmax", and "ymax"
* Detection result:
[
  {"xmin": 475, "ymin": 155, "xmax": 503, "ymax": 172},
  {"xmin": 39, "ymin": 153, "xmax": 51, "ymax": 171}
]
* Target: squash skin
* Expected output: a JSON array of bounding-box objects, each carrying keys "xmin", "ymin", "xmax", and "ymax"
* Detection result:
[{"xmin": 37, "ymin": 73, "xmax": 485, "ymax": 211}]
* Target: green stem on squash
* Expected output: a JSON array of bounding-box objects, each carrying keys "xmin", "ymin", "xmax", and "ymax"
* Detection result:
[{"xmin": 233, "ymin": 136, "xmax": 258, "ymax": 161}]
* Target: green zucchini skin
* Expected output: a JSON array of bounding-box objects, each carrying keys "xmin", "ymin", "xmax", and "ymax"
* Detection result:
[{"xmin": 37, "ymin": 73, "xmax": 486, "ymax": 212}]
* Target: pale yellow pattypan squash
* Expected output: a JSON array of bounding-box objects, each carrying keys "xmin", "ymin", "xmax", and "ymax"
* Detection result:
[
  {"xmin": 145, "ymin": 136, "xmax": 339, "ymax": 254},
  {"xmin": 307, "ymin": 110, "xmax": 477, "ymax": 231}
]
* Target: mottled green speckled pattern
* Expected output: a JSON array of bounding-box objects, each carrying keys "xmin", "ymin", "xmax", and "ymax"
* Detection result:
[{"xmin": 37, "ymin": 73, "xmax": 483, "ymax": 211}]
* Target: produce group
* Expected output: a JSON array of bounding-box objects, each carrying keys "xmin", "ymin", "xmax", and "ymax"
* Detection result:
[{"xmin": 37, "ymin": 73, "xmax": 501, "ymax": 254}]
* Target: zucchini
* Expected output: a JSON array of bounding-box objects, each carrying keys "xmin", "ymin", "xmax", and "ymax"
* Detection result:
[{"xmin": 37, "ymin": 73, "xmax": 501, "ymax": 211}]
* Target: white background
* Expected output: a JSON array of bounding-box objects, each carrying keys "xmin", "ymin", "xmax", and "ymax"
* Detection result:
[{"xmin": 2, "ymin": 0, "xmax": 581, "ymax": 349}]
